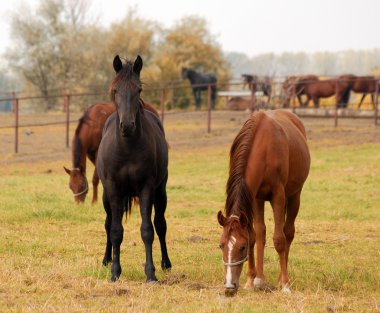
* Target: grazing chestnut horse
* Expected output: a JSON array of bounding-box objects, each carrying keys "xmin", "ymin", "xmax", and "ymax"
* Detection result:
[
  {"xmin": 64, "ymin": 101, "xmax": 159, "ymax": 204},
  {"xmin": 218, "ymin": 110, "xmax": 310, "ymax": 296},
  {"xmin": 96, "ymin": 55, "xmax": 171, "ymax": 282}
]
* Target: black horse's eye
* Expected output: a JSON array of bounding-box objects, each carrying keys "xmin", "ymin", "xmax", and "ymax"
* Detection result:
[{"xmin": 138, "ymin": 88, "xmax": 142, "ymax": 93}]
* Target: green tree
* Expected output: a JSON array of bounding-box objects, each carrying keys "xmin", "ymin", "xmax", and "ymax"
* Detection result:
[{"xmin": 6, "ymin": 0, "xmax": 108, "ymax": 110}]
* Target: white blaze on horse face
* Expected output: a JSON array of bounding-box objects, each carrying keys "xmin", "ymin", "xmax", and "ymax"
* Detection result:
[{"xmin": 225, "ymin": 235, "xmax": 236, "ymax": 288}]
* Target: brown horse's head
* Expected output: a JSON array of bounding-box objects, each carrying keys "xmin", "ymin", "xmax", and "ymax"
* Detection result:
[
  {"xmin": 64, "ymin": 167, "xmax": 88, "ymax": 203},
  {"xmin": 217, "ymin": 211, "xmax": 249, "ymax": 296}
]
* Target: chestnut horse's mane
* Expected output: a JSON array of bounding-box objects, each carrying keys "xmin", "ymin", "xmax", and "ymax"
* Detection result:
[
  {"xmin": 72, "ymin": 110, "xmax": 91, "ymax": 170},
  {"xmin": 225, "ymin": 114, "xmax": 263, "ymax": 226}
]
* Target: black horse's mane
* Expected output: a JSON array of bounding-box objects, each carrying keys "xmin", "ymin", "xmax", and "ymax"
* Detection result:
[{"xmin": 109, "ymin": 60, "xmax": 142, "ymax": 102}]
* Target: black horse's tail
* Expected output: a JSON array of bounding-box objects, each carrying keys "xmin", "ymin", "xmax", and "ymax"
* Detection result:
[{"xmin": 125, "ymin": 197, "xmax": 139, "ymax": 219}]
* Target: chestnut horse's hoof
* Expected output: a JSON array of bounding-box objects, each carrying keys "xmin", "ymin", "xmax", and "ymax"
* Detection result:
[
  {"xmin": 224, "ymin": 288, "xmax": 238, "ymax": 297},
  {"xmin": 253, "ymin": 277, "xmax": 275, "ymax": 292}
]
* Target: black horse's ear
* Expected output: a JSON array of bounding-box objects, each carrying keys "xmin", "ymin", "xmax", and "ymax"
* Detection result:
[
  {"xmin": 133, "ymin": 55, "xmax": 143, "ymax": 75},
  {"xmin": 217, "ymin": 211, "xmax": 227, "ymax": 226},
  {"xmin": 113, "ymin": 55, "xmax": 123, "ymax": 73}
]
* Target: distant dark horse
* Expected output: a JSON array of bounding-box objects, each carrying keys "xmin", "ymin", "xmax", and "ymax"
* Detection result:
[
  {"xmin": 64, "ymin": 101, "xmax": 158, "ymax": 204},
  {"xmin": 241, "ymin": 74, "xmax": 272, "ymax": 102},
  {"xmin": 218, "ymin": 110, "xmax": 310, "ymax": 296},
  {"xmin": 181, "ymin": 67, "xmax": 217, "ymax": 109},
  {"xmin": 96, "ymin": 55, "xmax": 171, "ymax": 282}
]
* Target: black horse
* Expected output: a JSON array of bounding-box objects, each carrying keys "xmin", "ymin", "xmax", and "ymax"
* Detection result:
[
  {"xmin": 96, "ymin": 55, "xmax": 171, "ymax": 282},
  {"xmin": 241, "ymin": 74, "xmax": 272, "ymax": 102},
  {"xmin": 181, "ymin": 67, "xmax": 217, "ymax": 109}
]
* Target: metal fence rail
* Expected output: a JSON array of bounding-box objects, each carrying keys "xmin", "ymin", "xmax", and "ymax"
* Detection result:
[{"xmin": 0, "ymin": 76, "xmax": 379, "ymax": 154}]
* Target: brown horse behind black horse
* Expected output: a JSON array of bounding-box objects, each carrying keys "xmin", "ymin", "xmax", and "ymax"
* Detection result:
[{"xmin": 64, "ymin": 101, "xmax": 158, "ymax": 204}]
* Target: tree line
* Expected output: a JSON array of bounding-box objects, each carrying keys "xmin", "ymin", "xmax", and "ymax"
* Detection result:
[{"xmin": 2, "ymin": 0, "xmax": 229, "ymax": 110}]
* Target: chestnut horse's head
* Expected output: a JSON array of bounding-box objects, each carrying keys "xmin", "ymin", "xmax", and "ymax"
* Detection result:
[
  {"xmin": 110, "ymin": 55, "xmax": 143, "ymax": 138},
  {"xmin": 217, "ymin": 211, "xmax": 250, "ymax": 297},
  {"xmin": 64, "ymin": 167, "xmax": 88, "ymax": 203}
]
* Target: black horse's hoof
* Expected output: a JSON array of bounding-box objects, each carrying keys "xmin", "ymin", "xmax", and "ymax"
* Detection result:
[
  {"xmin": 102, "ymin": 257, "xmax": 112, "ymax": 266},
  {"xmin": 146, "ymin": 276, "xmax": 158, "ymax": 284},
  {"xmin": 161, "ymin": 260, "xmax": 172, "ymax": 272},
  {"xmin": 111, "ymin": 275, "xmax": 119, "ymax": 282}
]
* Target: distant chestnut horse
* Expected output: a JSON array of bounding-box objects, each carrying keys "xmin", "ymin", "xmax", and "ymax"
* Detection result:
[
  {"xmin": 64, "ymin": 101, "xmax": 158, "ymax": 204},
  {"xmin": 218, "ymin": 110, "xmax": 310, "ymax": 296},
  {"xmin": 282, "ymin": 75, "xmax": 319, "ymax": 107},
  {"xmin": 340, "ymin": 74, "xmax": 379, "ymax": 108}
]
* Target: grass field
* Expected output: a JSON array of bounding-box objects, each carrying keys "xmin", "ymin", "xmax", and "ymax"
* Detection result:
[{"xmin": 0, "ymin": 111, "xmax": 379, "ymax": 312}]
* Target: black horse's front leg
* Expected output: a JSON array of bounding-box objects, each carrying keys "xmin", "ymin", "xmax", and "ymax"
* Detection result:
[
  {"xmin": 102, "ymin": 192, "xmax": 112, "ymax": 266},
  {"xmin": 109, "ymin": 199, "xmax": 124, "ymax": 282},
  {"xmin": 140, "ymin": 185, "xmax": 157, "ymax": 282}
]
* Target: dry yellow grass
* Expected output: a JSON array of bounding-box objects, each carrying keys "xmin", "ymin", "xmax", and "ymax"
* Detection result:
[{"xmin": 0, "ymin": 111, "xmax": 379, "ymax": 312}]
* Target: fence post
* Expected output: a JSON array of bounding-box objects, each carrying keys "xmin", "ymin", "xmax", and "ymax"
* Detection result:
[
  {"xmin": 375, "ymin": 79, "xmax": 379, "ymax": 126},
  {"xmin": 64, "ymin": 90, "xmax": 70, "ymax": 149},
  {"xmin": 292, "ymin": 82, "xmax": 296, "ymax": 114},
  {"xmin": 335, "ymin": 79, "xmax": 339, "ymax": 127},
  {"xmin": 207, "ymin": 84, "xmax": 212, "ymax": 133},
  {"xmin": 160, "ymin": 87, "xmax": 165, "ymax": 123},
  {"xmin": 13, "ymin": 92, "xmax": 19, "ymax": 154},
  {"xmin": 249, "ymin": 82, "xmax": 255, "ymax": 113}
]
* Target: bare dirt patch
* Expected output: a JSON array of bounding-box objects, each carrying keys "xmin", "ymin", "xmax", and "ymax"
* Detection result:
[{"xmin": 1, "ymin": 110, "xmax": 379, "ymax": 164}]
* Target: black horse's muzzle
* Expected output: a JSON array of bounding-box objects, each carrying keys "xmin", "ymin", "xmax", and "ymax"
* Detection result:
[{"xmin": 120, "ymin": 121, "xmax": 136, "ymax": 137}]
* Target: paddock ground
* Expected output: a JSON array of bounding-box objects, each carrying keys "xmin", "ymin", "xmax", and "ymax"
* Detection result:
[{"xmin": 0, "ymin": 111, "xmax": 379, "ymax": 312}]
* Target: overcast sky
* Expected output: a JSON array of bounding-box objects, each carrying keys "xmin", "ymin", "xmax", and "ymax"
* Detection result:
[{"xmin": 1, "ymin": 0, "xmax": 380, "ymax": 58}]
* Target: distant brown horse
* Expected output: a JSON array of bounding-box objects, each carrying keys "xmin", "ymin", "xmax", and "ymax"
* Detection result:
[
  {"xmin": 218, "ymin": 110, "xmax": 310, "ymax": 296},
  {"xmin": 242, "ymin": 74, "xmax": 272, "ymax": 102},
  {"xmin": 282, "ymin": 75, "xmax": 319, "ymax": 107},
  {"xmin": 340, "ymin": 74, "xmax": 379, "ymax": 108},
  {"xmin": 291, "ymin": 77, "xmax": 350, "ymax": 108},
  {"xmin": 64, "ymin": 101, "xmax": 158, "ymax": 204}
]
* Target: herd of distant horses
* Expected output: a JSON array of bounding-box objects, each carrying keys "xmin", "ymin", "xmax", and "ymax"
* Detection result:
[
  {"xmin": 179, "ymin": 69, "xmax": 379, "ymax": 110},
  {"xmin": 65, "ymin": 57, "xmax": 380, "ymax": 296}
]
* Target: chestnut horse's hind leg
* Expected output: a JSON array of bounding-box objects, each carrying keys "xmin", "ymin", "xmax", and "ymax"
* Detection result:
[
  {"xmin": 102, "ymin": 192, "xmax": 112, "ymax": 266},
  {"xmin": 284, "ymin": 191, "xmax": 300, "ymax": 266},
  {"xmin": 92, "ymin": 167, "xmax": 99, "ymax": 205},
  {"xmin": 270, "ymin": 185, "xmax": 290, "ymax": 292},
  {"xmin": 153, "ymin": 176, "xmax": 172, "ymax": 271}
]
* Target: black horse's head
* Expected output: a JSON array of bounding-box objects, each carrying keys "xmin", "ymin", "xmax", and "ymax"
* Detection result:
[
  {"xmin": 110, "ymin": 55, "xmax": 143, "ymax": 137},
  {"xmin": 181, "ymin": 67, "xmax": 189, "ymax": 80}
]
